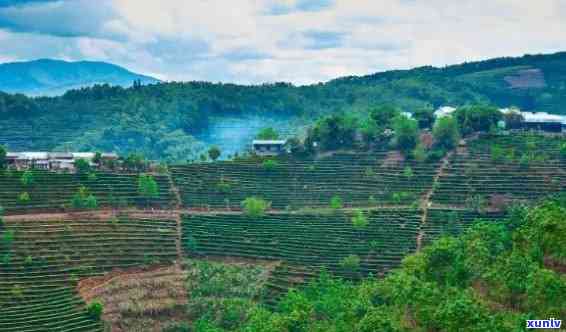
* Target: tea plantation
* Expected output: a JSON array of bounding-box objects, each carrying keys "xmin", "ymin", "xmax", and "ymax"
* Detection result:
[
  {"xmin": 0, "ymin": 171, "xmax": 174, "ymax": 214},
  {"xmin": 0, "ymin": 215, "xmax": 177, "ymax": 332},
  {"xmin": 171, "ymin": 153, "xmax": 439, "ymax": 209}
]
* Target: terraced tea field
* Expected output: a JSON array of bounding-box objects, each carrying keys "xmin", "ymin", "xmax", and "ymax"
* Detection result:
[
  {"xmin": 432, "ymin": 134, "xmax": 566, "ymax": 207},
  {"xmin": 171, "ymin": 153, "xmax": 440, "ymax": 209},
  {"xmin": 181, "ymin": 209, "xmax": 422, "ymax": 302},
  {"xmin": 0, "ymin": 171, "xmax": 174, "ymax": 214},
  {"xmin": 0, "ymin": 215, "xmax": 177, "ymax": 332}
]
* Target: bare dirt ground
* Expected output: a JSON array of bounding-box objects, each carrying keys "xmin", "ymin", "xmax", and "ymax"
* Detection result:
[{"xmin": 78, "ymin": 264, "xmax": 188, "ymax": 332}]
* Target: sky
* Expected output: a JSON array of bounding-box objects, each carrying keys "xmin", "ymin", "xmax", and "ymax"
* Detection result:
[{"xmin": 0, "ymin": 0, "xmax": 565, "ymax": 85}]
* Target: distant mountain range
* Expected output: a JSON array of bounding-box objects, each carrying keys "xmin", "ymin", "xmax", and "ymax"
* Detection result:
[{"xmin": 0, "ymin": 59, "xmax": 160, "ymax": 96}]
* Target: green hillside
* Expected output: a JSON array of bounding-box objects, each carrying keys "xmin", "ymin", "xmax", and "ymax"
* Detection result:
[{"xmin": 1, "ymin": 52, "xmax": 566, "ymax": 161}]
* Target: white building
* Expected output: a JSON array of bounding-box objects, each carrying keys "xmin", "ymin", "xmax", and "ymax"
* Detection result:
[
  {"xmin": 252, "ymin": 140, "xmax": 287, "ymax": 156},
  {"xmin": 434, "ymin": 106, "xmax": 457, "ymax": 118}
]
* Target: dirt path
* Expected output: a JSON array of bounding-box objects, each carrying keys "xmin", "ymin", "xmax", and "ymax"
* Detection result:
[{"xmin": 416, "ymin": 150, "xmax": 454, "ymax": 252}]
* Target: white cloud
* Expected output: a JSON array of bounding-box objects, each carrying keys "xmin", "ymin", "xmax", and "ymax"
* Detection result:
[{"xmin": 0, "ymin": 0, "xmax": 565, "ymax": 84}]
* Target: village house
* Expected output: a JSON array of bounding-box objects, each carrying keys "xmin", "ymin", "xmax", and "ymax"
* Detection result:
[
  {"xmin": 6, "ymin": 152, "xmax": 118, "ymax": 171},
  {"xmin": 252, "ymin": 140, "xmax": 288, "ymax": 156}
]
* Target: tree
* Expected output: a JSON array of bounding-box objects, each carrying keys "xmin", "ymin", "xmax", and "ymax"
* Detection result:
[
  {"xmin": 454, "ymin": 105, "xmax": 503, "ymax": 135},
  {"xmin": 262, "ymin": 159, "xmax": 279, "ymax": 171},
  {"xmin": 87, "ymin": 301, "xmax": 104, "ymax": 320},
  {"xmin": 306, "ymin": 114, "xmax": 358, "ymax": 151},
  {"xmin": 241, "ymin": 197, "xmax": 270, "ymax": 218},
  {"xmin": 433, "ymin": 117, "xmax": 460, "ymax": 150},
  {"xmin": 403, "ymin": 166, "xmax": 414, "ymax": 181},
  {"xmin": 256, "ymin": 127, "xmax": 279, "ymax": 140},
  {"xmin": 393, "ymin": 116, "xmax": 419, "ymax": 154},
  {"xmin": 71, "ymin": 186, "xmax": 97, "ymax": 210},
  {"xmin": 330, "ymin": 195, "xmax": 343, "ymax": 209},
  {"xmin": 92, "ymin": 152, "xmax": 102, "ymax": 165},
  {"xmin": 138, "ymin": 174, "xmax": 159, "ymax": 207},
  {"xmin": 0, "ymin": 145, "xmax": 6, "ymax": 169},
  {"xmin": 123, "ymin": 153, "xmax": 147, "ymax": 171},
  {"xmin": 18, "ymin": 192, "xmax": 30, "ymax": 206},
  {"xmin": 369, "ymin": 105, "xmax": 400, "ymax": 129},
  {"xmin": 85, "ymin": 195, "xmax": 98, "ymax": 210},
  {"xmin": 208, "ymin": 146, "xmax": 221, "ymax": 161},
  {"xmin": 74, "ymin": 158, "xmax": 90, "ymax": 174},
  {"xmin": 352, "ymin": 210, "xmax": 369, "ymax": 231},
  {"xmin": 340, "ymin": 254, "xmax": 360, "ymax": 273},
  {"xmin": 413, "ymin": 107, "xmax": 435, "ymax": 129},
  {"xmin": 20, "ymin": 170, "xmax": 34, "ymax": 187}
]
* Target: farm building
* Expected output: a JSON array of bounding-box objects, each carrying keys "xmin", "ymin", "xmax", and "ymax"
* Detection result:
[
  {"xmin": 6, "ymin": 152, "xmax": 118, "ymax": 171},
  {"xmin": 252, "ymin": 140, "xmax": 287, "ymax": 156},
  {"xmin": 518, "ymin": 111, "xmax": 566, "ymax": 133}
]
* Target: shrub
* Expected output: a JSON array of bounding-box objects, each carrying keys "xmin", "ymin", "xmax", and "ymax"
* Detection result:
[
  {"xmin": 262, "ymin": 159, "xmax": 279, "ymax": 171},
  {"xmin": 330, "ymin": 195, "xmax": 343, "ymax": 209},
  {"xmin": 85, "ymin": 195, "xmax": 98, "ymax": 210},
  {"xmin": 256, "ymin": 127, "xmax": 279, "ymax": 140},
  {"xmin": 71, "ymin": 186, "xmax": 97, "ymax": 210},
  {"xmin": 403, "ymin": 166, "xmax": 414, "ymax": 180},
  {"xmin": 433, "ymin": 116, "xmax": 460, "ymax": 150},
  {"xmin": 340, "ymin": 254, "xmax": 361, "ymax": 273},
  {"xmin": 241, "ymin": 197, "xmax": 270, "ymax": 218},
  {"xmin": 138, "ymin": 174, "xmax": 159, "ymax": 206},
  {"xmin": 18, "ymin": 192, "xmax": 30, "ymax": 205},
  {"xmin": 75, "ymin": 158, "xmax": 90, "ymax": 174},
  {"xmin": 216, "ymin": 181, "xmax": 232, "ymax": 194},
  {"xmin": 393, "ymin": 115, "xmax": 419, "ymax": 155},
  {"xmin": 87, "ymin": 300, "xmax": 104, "ymax": 320},
  {"xmin": 352, "ymin": 210, "xmax": 369, "ymax": 230},
  {"xmin": 20, "ymin": 170, "xmax": 34, "ymax": 187},
  {"xmin": 208, "ymin": 146, "xmax": 221, "ymax": 161}
]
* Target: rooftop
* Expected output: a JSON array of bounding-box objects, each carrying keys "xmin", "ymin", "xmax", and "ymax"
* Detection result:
[{"xmin": 252, "ymin": 140, "xmax": 287, "ymax": 145}]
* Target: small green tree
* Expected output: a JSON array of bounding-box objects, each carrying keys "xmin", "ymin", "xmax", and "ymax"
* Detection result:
[
  {"xmin": 85, "ymin": 195, "xmax": 98, "ymax": 210},
  {"xmin": 392, "ymin": 116, "xmax": 419, "ymax": 155},
  {"xmin": 87, "ymin": 300, "xmax": 104, "ymax": 320},
  {"xmin": 92, "ymin": 152, "xmax": 102, "ymax": 165},
  {"xmin": 75, "ymin": 159, "xmax": 90, "ymax": 174},
  {"xmin": 241, "ymin": 197, "xmax": 270, "ymax": 218},
  {"xmin": 352, "ymin": 210, "xmax": 369, "ymax": 232},
  {"xmin": 71, "ymin": 186, "xmax": 96, "ymax": 210},
  {"xmin": 20, "ymin": 170, "xmax": 34, "ymax": 187},
  {"xmin": 18, "ymin": 192, "xmax": 30, "ymax": 206},
  {"xmin": 559, "ymin": 143, "xmax": 566, "ymax": 162},
  {"xmin": 433, "ymin": 117, "xmax": 460, "ymax": 150},
  {"xmin": 340, "ymin": 254, "xmax": 360, "ymax": 273},
  {"xmin": 0, "ymin": 145, "xmax": 6, "ymax": 169},
  {"xmin": 256, "ymin": 127, "xmax": 279, "ymax": 140},
  {"xmin": 138, "ymin": 174, "xmax": 159, "ymax": 207},
  {"xmin": 403, "ymin": 166, "xmax": 414, "ymax": 181},
  {"xmin": 412, "ymin": 144, "xmax": 427, "ymax": 163},
  {"xmin": 262, "ymin": 159, "xmax": 279, "ymax": 171},
  {"xmin": 208, "ymin": 146, "xmax": 221, "ymax": 161},
  {"xmin": 330, "ymin": 195, "xmax": 343, "ymax": 209}
]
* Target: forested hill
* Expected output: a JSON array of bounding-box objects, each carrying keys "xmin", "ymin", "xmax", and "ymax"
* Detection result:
[
  {"xmin": 0, "ymin": 59, "xmax": 159, "ymax": 96},
  {"xmin": 1, "ymin": 51, "xmax": 565, "ymax": 161}
]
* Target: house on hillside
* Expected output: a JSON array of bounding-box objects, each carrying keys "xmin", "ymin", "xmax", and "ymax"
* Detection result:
[
  {"xmin": 434, "ymin": 106, "xmax": 457, "ymax": 118},
  {"xmin": 252, "ymin": 140, "xmax": 287, "ymax": 156},
  {"xmin": 519, "ymin": 112, "xmax": 566, "ymax": 133},
  {"xmin": 5, "ymin": 152, "xmax": 119, "ymax": 171}
]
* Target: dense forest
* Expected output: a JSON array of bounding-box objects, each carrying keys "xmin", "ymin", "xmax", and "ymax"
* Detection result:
[{"xmin": 1, "ymin": 51, "xmax": 566, "ymax": 161}]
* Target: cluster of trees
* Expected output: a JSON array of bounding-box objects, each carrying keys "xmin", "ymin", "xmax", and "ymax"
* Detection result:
[
  {"xmin": 1, "ymin": 52, "xmax": 565, "ymax": 162},
  {"xmin": 166, "ymin": 197, "xmax": 566, "ymax": 331},
  {"xmin": 280, "ymin": 104, "xmax": 504, "ymax": 162}
]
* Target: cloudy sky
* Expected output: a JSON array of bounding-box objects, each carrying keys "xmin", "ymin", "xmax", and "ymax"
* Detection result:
[{"xmin": 0, "ymin": 0, "xmax": 565, "ymax": 84}]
